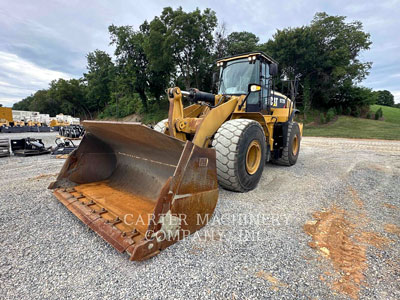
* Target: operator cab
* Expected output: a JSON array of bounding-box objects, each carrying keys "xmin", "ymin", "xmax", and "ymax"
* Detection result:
[{"xmin": 216, "ymin": 52, "xmax": 280, "ymax": 113}]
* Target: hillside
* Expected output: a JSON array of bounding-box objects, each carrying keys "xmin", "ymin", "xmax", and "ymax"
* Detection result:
[
  {"xmin": 370, "ymin": 104, "xmax": 400, "ymax": 124},
  {"xmin": 304, "ymin": 105, "xmax": 400, "ymax": 140}
]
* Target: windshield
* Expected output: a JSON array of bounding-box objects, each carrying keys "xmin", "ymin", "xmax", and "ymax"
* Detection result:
[{"xmin": 218, "ymin": 58, "xmax": 259, "ymax": 95}]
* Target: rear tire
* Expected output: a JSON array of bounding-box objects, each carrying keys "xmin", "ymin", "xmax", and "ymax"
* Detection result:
[
  {"xmin": 154, "ymin": 119, "xmax": 168, "ymax": 134},
  {"xmin": 211, "ymin": 119, "xmax": 266, "ymax": 192},
  {"xmin": 273, "ymin": 122, "xmax": 300, "ymax": 166}
]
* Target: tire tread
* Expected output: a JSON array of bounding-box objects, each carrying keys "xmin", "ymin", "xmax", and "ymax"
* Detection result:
[{"xmin": 212, "ymin": 119, "xmax": 264, "ymax": 192}]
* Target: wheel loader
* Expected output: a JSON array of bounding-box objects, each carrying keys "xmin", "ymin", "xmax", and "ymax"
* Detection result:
[{"xmin": 49, "ymin": 52, "xmax": 302, "ymax": 261}]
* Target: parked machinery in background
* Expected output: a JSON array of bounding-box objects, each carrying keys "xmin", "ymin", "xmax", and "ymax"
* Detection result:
[
  {"xmin": 58, "ymin": 125, "xmax": 85, "ymax": 139},
  {"xmin": 11, "ymin": 138, "xmax": 51, "ymax": 156},
  {"xmin": 49, "ymin": 119, "xmax": 69, "ymax": 131},
  {"xmin": 0, "ymin": 118, "xmax": 9, "ymax": 127},
  {"xmin": 0, "ymin": 138, "xmax": 10, "ymax": 157},
  {"xmin": 51, "ymin": 138, "xmax": 77, "ymax": 156}
]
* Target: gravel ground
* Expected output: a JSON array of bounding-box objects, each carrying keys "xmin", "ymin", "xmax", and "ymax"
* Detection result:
[{"xmin": 0, "ymin": 132, "xmax": 399, "ymax": 299}]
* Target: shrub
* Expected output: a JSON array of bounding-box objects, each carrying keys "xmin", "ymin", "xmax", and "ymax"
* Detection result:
[
  {"xmin": 320, "ymin": 113, "xmax": 326, "ymax": 124},
  {"xmin": 336, "ymin": 105, "xmax": 343, "ymax": 115},
  {"xmin": 326, "ymin": 108, "xmax": 336, "ymax": 122},
  {"xmin": 378, "ymin": 107, "xmax": 383, "ymax": 118},
  {"xmin": 360, "ymin": 105, "xmax": 370, "ymax": 116},
  {"xmin": 366, "ymin": 111, "xmax": 372, "ymax": 119},
  {"xmin": 352, "ymin": 107, "xmax": 361, "ymax": 118},
  {"xmin": 344, "ymin": 106, "xmax": 352, "ymax": 115},
  {"xmin": 98, "ymin": 94, "xmax": 141, "ymax": 119},
  {"xmin": 375, "ymin": 107, "xmax": 383, "ymax": 120}
]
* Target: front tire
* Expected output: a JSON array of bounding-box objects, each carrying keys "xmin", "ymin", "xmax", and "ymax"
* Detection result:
[{"xmin": 211, "ymin": 119, "xmax": 266, "ymax": 192}]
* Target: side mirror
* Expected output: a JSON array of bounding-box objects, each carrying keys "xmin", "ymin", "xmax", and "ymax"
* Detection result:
[
  {"xmin": 269, "ymin": 63, "xmax": 278, "ymax": 76},
  {"xmin": 248, "ymin": 83, "xmax": 261, "ymax": 93}
]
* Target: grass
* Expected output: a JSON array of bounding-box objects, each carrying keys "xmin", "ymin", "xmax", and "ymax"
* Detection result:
[
  {"xmin": 304, "ymin": 115, "xmax": 400, "ymax": 140},
  {"xmin": 370, "ymin": 105, "xmax": 400, "ymax": 124}
]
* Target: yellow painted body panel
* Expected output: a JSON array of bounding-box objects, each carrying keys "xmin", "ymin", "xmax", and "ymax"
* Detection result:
[
  {"xmin": 49, "ymin": 120, "xmax": 70, "ymax": 127},
  {"xmin": 27, "ymin": 121, "xmax": 41, "ymax": 127},
  {"xmin": 0, "ymin": 107, "xmax": 13, "ymax": 122},
  {"xmin": 166, "ymin": 87, "xmax": 302, "ymax": 151},
  {"xmin": 192, "ymin": 97, "xmax": 239, "ymax": 147}
]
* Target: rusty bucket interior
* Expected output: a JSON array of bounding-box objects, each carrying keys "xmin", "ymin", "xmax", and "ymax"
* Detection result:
[{"xmin": 49, "ymin": 121, "xmax": 218, "ymax": 260}]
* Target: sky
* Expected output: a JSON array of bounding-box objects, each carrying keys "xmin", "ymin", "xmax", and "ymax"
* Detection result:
[{"xmin": 0, "ymin": 0, "xmax": 399, "ymax": 107}]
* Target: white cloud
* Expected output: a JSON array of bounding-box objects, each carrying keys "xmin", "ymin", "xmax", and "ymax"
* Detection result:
[
  {"xmin": 0, "ymin": 51, "xmax": 73, "ymax": 107},
  {"xmin": 392, "ymin": 91, "xmax": 400, "ymax": 104},
  {"xmin": 0, "ymin": 51, "xmax": 72, "ymax": 85},
  {"xmin": 0, "ymin": 97, "xmax": 22, "ymax": 107}
]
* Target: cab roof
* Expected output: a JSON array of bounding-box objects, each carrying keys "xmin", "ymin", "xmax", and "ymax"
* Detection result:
[{"xmin": 216, "ymin": 51, "xmax": 278, "ymax": 65}]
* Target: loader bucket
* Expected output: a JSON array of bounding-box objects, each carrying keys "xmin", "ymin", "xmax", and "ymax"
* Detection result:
[{"xmin": 49, "ymin": 121, "xmax": 218, "ymax": 261}]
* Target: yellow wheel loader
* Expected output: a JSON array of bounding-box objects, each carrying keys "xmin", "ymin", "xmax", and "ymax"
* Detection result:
[
  {"xmin": 49, "ymin": 119, "xmax": 70, "ymax": 127},
  {"xmin": 49, "ymin": 52, "xmax": 302, "ymax": 260}
]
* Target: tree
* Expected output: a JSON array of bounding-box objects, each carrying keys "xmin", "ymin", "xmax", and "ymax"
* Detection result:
[
  {"xmin": 28, "ymin": 89, "xmax": 54, "ymax": 114},
  {"xmin": 13, "ymin": 96, "xmax": 33, "ymax": 111},
  {"xmin": 13, "ymin": 79, "xmax": 88, "ymax": 117},
  {"xmin": 83, "ymin": 50, "xmax": 116, "ymax": 113},
  {"xmin": 159, "ymin": 7, "xmax": 217, "ymax": 90},
  {"xmin": 214, "ymin": 22, "xmax": 228, "ymax": 58},
  {"xmin": 261, "ymin": 12, "xmax": 372, "ymax": 110},
  {"xmin": 144, "ymin": 18, "xmax": 174, "ymax": 102},
  {"xmin": 47, "ymin": 79, "xmax": 89, "ymax": 117},
  {"xmin": 338, "ymin": 84, "xmax": 377, "ymax": 111},
  {"xmin": 226, "ymin": 31, "xmax": 259, "ymax": 55},
  {"xmin": 375, "ymin": 90, "xmax": 394, "ymax": 106},
  {"xmin": 109, "ymin": 24, "xmax": 149, "ymax": 110},
  {"xmin": 12, "ymin": 9, "xmax": 378, "ymax": 120}
]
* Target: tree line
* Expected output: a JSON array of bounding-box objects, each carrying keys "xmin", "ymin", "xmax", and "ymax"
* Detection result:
[{"xmin": 12, "ymin": 7, "xmax": 396, "ymax": 121}]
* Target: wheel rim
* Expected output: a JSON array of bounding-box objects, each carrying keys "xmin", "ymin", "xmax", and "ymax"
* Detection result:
[
  {"xmin": 292, "ymin": 135, "xmax": 299, "ymax": 156},
  {"xmin": 246, "ymin": 140, "xmax": 262, "ymax": 175}
]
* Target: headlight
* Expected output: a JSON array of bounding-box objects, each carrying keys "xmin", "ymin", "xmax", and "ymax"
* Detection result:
[{"xmin": 250, "ymin": 84, "xmax": 261, "ymax": 92}]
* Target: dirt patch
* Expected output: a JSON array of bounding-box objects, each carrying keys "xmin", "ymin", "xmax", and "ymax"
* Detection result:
[
  {"xmin": 255, "ymin": 270, "xmax": 287, "ymax": 291},
  {"xmin": 189, "ymin": 245, "xmax": 204, "ymax": 255},
  {"xmin": 383, "ymin": 203, "xmax": 399, "ymax": 210},
  {"xmin": 30, "ymin": 173, "xmax": 58, "ymax": 181},
  {"xmin": 304, "ymin": 199, "xmax": 395, "ymax": 300},
  {"xmin": 384, "ymin": 224, "xmax": 400, "ymax": 236},
  {"xmin": 355, "ymin": 231, "xmax": 391, "ymax": 249},
  {"xmin": 304, "ymin": 206, "xmax": 366, "ymax": 299},
  {"xmin": 121, "ymin": 114, "xmax": 141, "ymax": 122},
  {"xmin": 349, "ymin": 187, "xmax": 364, "ymax": 209},
  {"xmin": 100, "ymin": 113, "xmax": 142, "ymax": 123},
  {"xmin": 366, "ymin": 163, "xmax": 391, "ymax": 173}
]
